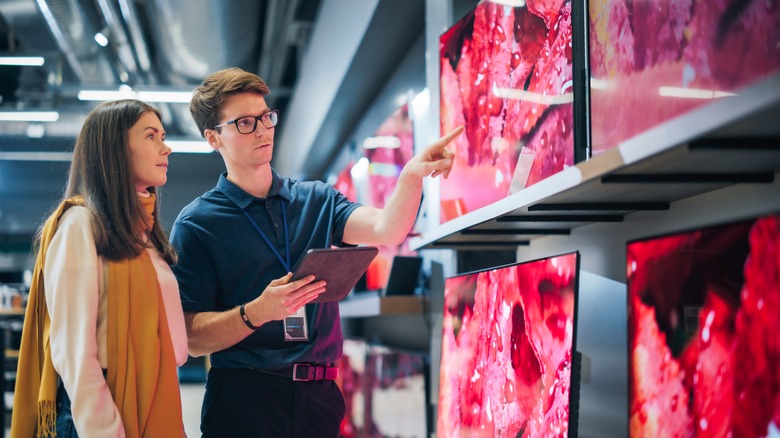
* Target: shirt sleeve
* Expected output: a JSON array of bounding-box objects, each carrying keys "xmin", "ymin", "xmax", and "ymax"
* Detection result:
[
  {"xmin": 170, "ymin": 217, "xmax": 221, "ymax": 313},
  {"xmin": 44, "ymin": 207, "xmax": 125, "ymax": 437},
  {"xmin": 330, "ymin": 185, "xmax": 361, "ymax": 247}
]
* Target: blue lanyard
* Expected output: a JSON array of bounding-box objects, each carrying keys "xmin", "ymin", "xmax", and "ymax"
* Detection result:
[{"xmin": 240, "ymin": 202, "xmax": 291, "ymax": 272}]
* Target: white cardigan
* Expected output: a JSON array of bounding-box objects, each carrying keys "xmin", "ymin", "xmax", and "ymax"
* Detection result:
[{"xmin": 43, "ymin": 206, "xmax": 188, "ymax": 437}]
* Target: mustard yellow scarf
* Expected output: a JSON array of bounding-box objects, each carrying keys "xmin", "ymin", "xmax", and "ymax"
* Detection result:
[{"xmin": 11, "ymin": 196, "xmax": 183, "ymax": 437}]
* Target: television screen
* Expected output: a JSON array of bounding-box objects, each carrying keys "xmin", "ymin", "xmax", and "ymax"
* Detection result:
[
  {"xmin": 588, "ymin": 0, "xmax": 780, "ymax": 155},
  {"xmin": 627, "ymin": 214, "xmax": 780, "ymax": 437},
  {"xmin": 361, "ymin": 103, "xmax": 418, "ymax": 290},
  {"xmin": 439, "ymin": 0, "xmax": 575, "ymax": 223},
  {"xmin": 438, "ymin": 252, "xmax": 580, "ymax": 437},
  {"xmin": 338, "ymin": 338, "xmax": 368, "ymax": 437},
  {"xmin": 363, "ymin": 103, "xmax": 415, "ymax": 210},
  {"xmin": 364, "ymin": 345, "xmax": 427, "ymax": 438},
  {"xmin": 333, "ymin": 160, "xmax": 358, "ymax": 204},
  {"xmin": 337, "ymin": 339, "xmax": 427, "ymax": 438}
]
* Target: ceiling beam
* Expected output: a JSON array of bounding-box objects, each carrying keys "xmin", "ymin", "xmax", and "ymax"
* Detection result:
[{"xmin": 273, "ymin": 0, "xmax": 380, "ymax": 178}]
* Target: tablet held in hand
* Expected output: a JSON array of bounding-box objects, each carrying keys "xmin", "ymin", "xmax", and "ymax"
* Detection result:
[{"xmin": 290, "ymin": 246, "xmax": 379, "ymax": 303}]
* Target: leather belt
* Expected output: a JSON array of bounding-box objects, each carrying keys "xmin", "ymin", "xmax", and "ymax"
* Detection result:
[
  {"xmin": 257, "ymin": 364, "xmax": 339, "ymax": 381},
  {"xmin": 292, "ymin": 363, "xmax": 338, "ymax": 381}
]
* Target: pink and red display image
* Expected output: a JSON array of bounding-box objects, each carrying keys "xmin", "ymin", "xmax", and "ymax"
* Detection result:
[
  {"xmin": 438, "ymin": 252, "xmax": 579, "ymax": 437},
  {"xmin": 589, "ymin": 0, "xmax": 780, "ymax": 154},
  {"xmin": 337, "ymin": 339, "xmax": 427, "ymax": 438},
  {"xmin": 362, "ymin": 104, "xmax": 417, "ymax": 290},
  {"xmin": 439, "ymin": 0, "xmax": 575, "ymax": 223},
  {"xmin": 627, "ymin": 214, "xmax": 780, "ymax": 437}
]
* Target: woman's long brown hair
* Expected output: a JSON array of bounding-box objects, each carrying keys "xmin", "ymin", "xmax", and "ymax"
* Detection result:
[{"xmin": 39, "ymin": 99, "xmax": 177, "ymax": 264}]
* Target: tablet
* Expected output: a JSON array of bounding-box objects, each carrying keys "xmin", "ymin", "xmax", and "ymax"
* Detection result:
[{"xmin": 290, "ymin": 246, "xmax": 379, "ymax": 303}]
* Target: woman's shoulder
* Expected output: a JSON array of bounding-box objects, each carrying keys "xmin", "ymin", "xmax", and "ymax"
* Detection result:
[
  {"xmin": 54, "ymin": 205, "xmax": 95, "ymax": 238},
  {"xmin": 58, "ymin": 204, "xmax": 92, "ymax": 224}
]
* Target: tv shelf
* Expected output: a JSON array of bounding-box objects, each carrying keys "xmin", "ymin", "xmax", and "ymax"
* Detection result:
[
  {"xmin": 338, "ymin": 294, "xmax": 425, "ymax": 318},
  {"xmin": 411, "ymin": 72, "xmax": 780, "ymax": 251}
]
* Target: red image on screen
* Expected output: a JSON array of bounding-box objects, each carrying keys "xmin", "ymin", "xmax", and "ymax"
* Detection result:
[
  {"xmin": 589, "ymin": 0, "xmax": 780, "ymax": 155},
  {"xmin": 363, "ymin": 104, "xmax": 417, "ymax": 290},
  {"xmin": 627, "ymin": 214, "xmax": 780, "ymax": 437},
  {"xmin": 337, "ymin": 339, "xmax": 427, "ymax": 438},
  {"xmin": 438, "ymin": 252, "xmax": 579, "ymax": 437},
  {"xmin": 439, "ymin": 0, "xmax": 575, "ymax": 224},
  {"xmin": 364, "ymin": 103, "xmax": 414, "ymax": 210}
]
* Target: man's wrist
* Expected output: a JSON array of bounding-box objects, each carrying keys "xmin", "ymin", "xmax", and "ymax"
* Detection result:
[{"xmin": 239, "ymin": 303, "xmax": 261, "ymax": 330}]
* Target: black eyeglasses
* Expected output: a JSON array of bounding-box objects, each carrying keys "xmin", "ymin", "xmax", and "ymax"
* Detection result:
[{"xmin": 213, "ymin": 109, "xmax": 279, "ymax": 134}]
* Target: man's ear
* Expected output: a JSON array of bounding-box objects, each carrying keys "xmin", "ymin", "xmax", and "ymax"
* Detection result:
[{"xmin": 204, "ymin": 129, "xmax": 221, "ymax": 151}]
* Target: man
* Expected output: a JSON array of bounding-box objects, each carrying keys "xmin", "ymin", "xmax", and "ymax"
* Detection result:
[{"xmin": 170, "ymin": 67, "xmax": 463, "ymax": 437}]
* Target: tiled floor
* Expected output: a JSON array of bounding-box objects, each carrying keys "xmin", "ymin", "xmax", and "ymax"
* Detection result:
[{"xmin": 181, "ymin": 383, "xmax": 206, "ymax": 437}]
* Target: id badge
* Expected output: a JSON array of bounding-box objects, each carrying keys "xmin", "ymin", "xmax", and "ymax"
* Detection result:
[{"xmin": 284, "ymin": 306, "xmax": 308, "ymax": 341}]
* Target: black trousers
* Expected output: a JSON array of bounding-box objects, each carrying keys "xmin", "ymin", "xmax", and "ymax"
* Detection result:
[{"xmin": 201, "ymin": 367, "xmax": 346, "ymax": 438}]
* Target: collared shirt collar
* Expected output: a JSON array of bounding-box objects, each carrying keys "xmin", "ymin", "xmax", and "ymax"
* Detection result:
[{"xmin": 216, "ymin": 169, "xmax": 292, "ymax": 209}]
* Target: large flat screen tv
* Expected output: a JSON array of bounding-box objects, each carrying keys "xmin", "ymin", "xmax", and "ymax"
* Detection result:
[
  {"xmin": 627, "ymin": 213, "xmax": 780, "ymax": 437},
  {"xmin": 439, "ymin": 0, "xmax": 576, "ymax": 223},
  {"xmin": 337, "ymin": 339, "xmax": 427, "ymax": 437},
  {"xmin": 438, "ymin": 252, "xmax": 580, "ymax": 437},
  {"xmin": 588, "ymin": 0, "xmax": 780, "ymax": 155},
  {"xmin": 362, "ymin": 103, "xmax": 417, "ymax": 291}
]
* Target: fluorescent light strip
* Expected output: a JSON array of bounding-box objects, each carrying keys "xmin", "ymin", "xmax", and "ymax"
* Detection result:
[
  {"xmin": 659, "ymin": 86, "xmax": 737, "ymax": 99},
  {"xmin": 492, "ymin": 86, "xmax": 573, "ymax": 105},
  {"xmin": 136, "ymin": 91, "xmax": 192, "ymax": 103},
  {"xmin": 166, "ymin": 140, "xmax": 214, "ymax": 154},
  {"xmin": 79, "ymin": 89, "xmax": 192, "ymax": 103},
  {"xmin": 0, "ymin": 56, "xmax": 45, "ymax": 66},
  {"xmin": 78, "ymin": 89, "xmax": 135, "ymax": 101},
  {"xmin": 0, "ymin": 111, "xmax": 60, "ymax": 122},
  {"xmin": 0, "ymin": 151, "xmax": 72, "ymax": 161}
]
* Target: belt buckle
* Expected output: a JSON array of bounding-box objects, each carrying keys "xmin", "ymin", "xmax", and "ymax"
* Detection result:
[{"xmin": 292, "ymin": 363, "xmax": 311, "ymax": 381}]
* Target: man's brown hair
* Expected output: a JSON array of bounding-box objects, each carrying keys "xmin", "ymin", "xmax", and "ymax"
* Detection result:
[{"xmin": 190, "ymin": 67, "xmax": 271, "ymax": 137}]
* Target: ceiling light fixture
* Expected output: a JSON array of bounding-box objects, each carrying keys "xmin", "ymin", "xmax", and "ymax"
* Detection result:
[
  {"xmin": 0, "ymin": 151, "xmax": 72, "ymax": 162},
  {"xmin": 0, "ymin": 111, "xmax": 60, "ymax": 122},
  {"xmin": 0, "ymin": 56, "xmax": 45, "ymax": 66},
  {"xmin": 77, "ymin": 88, "xmax": 135, "ymax": 101},
  {"xmin": 78, "ymin": 88, "xmax": 192, "ymax": 103},
  {"xmin": 94, "ymin": 31, "xmax": 109, "ymax": 47},
  {"xmin": 165, "ymin": 140, "xmax": 214, "ymax": 154},
  {"xmin": 136, "ymin": 91, "xmax": 192, "ymax": 103}
]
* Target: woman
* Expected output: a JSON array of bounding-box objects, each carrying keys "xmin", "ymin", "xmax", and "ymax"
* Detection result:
[{"xmin": 11, "ymin": 99, "xmax": 187, "ymax": 437}]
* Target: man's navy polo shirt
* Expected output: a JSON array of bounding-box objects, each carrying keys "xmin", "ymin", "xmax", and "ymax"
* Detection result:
[{"xmin": 170, "ymin": 170, "xmax": 361, "ymax": 370}]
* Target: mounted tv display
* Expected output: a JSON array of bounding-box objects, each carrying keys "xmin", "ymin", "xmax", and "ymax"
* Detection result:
[
  {"xmin": 438, "ymin": 252, "xmax": 580, "ymax": 437},
  {"xmin": 361, "ymin": 103, "xmax": 418, "ymax": 290},
  {"xmin": 337, "ymin": 339, "xmax": 427, "ymax": 437},
  {"xmin": 627, "ymin": 213, "xmax": 780, "ymax": 437},
  {"xmin": 439, "ymin": 0, "xmax": 577, "ymax": 223},
  {"xmin": 588, "ymin": 0, "xmax": 780, "ymax": 155},
  {"xmin": 363, "ymin": 345, "xmax": 427, "ymax": 438},
  {"xmin": 338, "ymin": 338, "xmax": 367, "ymax": 437}
]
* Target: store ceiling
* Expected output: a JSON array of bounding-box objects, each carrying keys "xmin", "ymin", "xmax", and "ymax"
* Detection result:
[{"xmin": 0, "ymin": 0, "xmax": 424, "ymax": 251}]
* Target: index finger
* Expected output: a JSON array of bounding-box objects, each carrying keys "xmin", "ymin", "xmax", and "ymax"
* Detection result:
[{"xmin": 433, "ymin": 126, "xmax": 464, "ymax": 149}]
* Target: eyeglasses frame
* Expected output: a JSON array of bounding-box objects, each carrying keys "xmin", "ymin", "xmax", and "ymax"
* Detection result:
[{"xmin": 212, "ymin": 109, "xmax": 280, "ymax": 134}]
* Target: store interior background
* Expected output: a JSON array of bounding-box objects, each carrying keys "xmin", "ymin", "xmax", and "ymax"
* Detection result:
[{"xmin": 1, "ymin": 0, "xmax": 779, "ymax": 437}]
